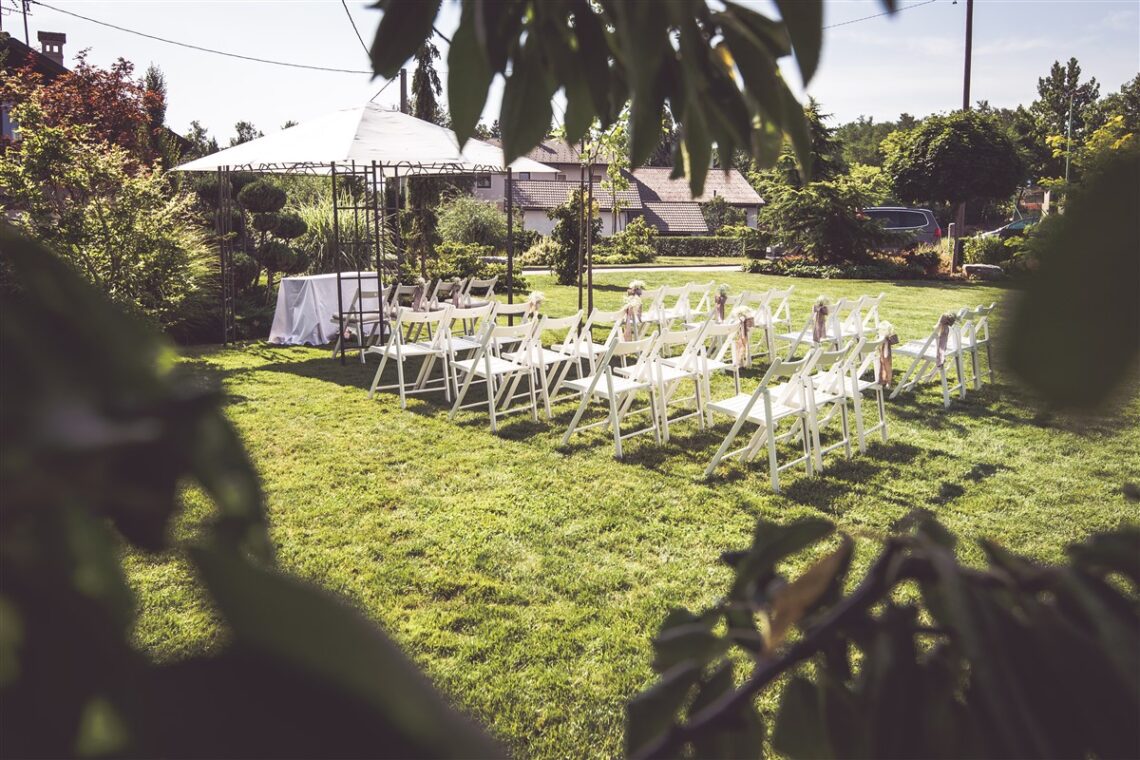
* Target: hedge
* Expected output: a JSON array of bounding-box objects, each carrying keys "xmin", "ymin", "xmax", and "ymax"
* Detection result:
[
  {"xmin": 653, "ymin": 236, "xmax": 750, "ymax": 257},
  {"xmin": 744, "ymin": 254, "xmax": 945, "ymax": 281}
]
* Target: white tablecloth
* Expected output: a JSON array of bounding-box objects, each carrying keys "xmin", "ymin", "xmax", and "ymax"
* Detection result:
[{"xmin": 268, "ymin": 272, "xmax": 383, "ymax": 346}]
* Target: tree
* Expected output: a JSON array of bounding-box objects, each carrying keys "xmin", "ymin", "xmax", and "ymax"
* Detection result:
[
  {"xmin": 1092, "ymin": 74, "xmax": 1140, "ymax": 134},
  {"xmin": 1029, "ymin": 58, "xmax": 1101, "ymax": 179},
  {"xmin": 368, "ymin": 0, "xmax": 865, "ymax": 195},
  {"xmin": 407, "ymin": 40, "xmax": 449, "ymax": 274},
  {"xmin": 0, "ymin": 51, "xmax": 160, "ymax": 164},
  {"xmin": 757, "ymin": 180, "xmax": 888, "ymax": 263},
  {"xmin": 758, "ymin": 98, "xmax": 846, "ymax": 188},
  {"xmin": 435, "ymin": 194, "xmax": 511, "ymax": 249},
  {"xmin": 835, "ymin": 114, "xmax": 898, "ymax": 166},
  {"xmin": 230, "ymin": 121, "xmax": 263, "ymax": 146},
  {"xmin": 548, "ymin": 189, "xmax": 601, "ymax": 285},
  {"xmin": 0, "ymin": 98, "xmax": 211, "ymax": 327},
  {"xmin": 237, "ymin": 179, "xmax": 308, "ymax": 300},
  {"xmin": 883, "ymin": 111, "xmax": 1022, "ymax": 207},
  {"xmin": 699, "ymin": 196, "xmax": 746, "ymax": 232},
  {"xmin": 184, "ymin": 120, "xmax": 219, "ymax": 159}
]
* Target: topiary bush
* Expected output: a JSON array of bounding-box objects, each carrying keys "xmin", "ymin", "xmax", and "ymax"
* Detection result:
[
  {"xmin": 596, "ymin": 216, "xmax": 658, "ymax": 264},
  {"xmin": 237, "ymin": 179, "xmax": 287, "ymax": 215}
]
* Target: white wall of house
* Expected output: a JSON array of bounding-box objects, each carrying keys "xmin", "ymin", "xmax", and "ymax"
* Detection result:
[
  {"xmin": 472, "ymin": 171, "xmax": 561, "ymax": 203},
  {"xmin": 521, "ymin": 209, "xmax": 627, "ymax": 238},
  {"xmin": 744, "ymin": 207, "xmax": 758, "ymax": 227}
]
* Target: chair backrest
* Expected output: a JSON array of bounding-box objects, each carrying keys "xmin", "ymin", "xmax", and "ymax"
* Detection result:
[
  {"xmin": 832, "ymin": 296, "xmax": 864, "ymax": 338},
  {"xmin": 767, "ymin": 286, "xmax": 794, "ymax": 325},
  {"xmin": 389, "ymin": 305, "xmax": 452, "ymax": 352},
  {"xmin": 859, "ymin": 293, "xmax": 885, "ymax": 335},
  {"xmin": 465, "ymin": 276, "xmax": 498, "ymax": 300},
  {"xmin": 581, "ymin": 306, "xmax": 626, "ymax": 346},
  {"xmin": 431, "ymin": 278, "xmax": 466, "ymax": 305},
  {"xmin": 390, "ymin": 284, "xmax": 421, "ymax": 308},
  {"xmin": 742, "ymin": 349, "xmax": 822, "ymax": 416},
  {"xmin": 850, "ymin": 334, "xmax": 887, "ymax": 383},
  {"xmin": 963, "ymin": 303, "xmax": 995, "ymax": 345},
  {"xmin": 492, "ymin": 301, "xmax": 534, "ymax": 322},
  {"xmin": 540, "ymin": 312, "xmax": 583, "ymax": 344},
  {"xmin": 699, "ymin": 319, "xmax": 740, "ymax": 364},
  {"xmin": 653, "ymin": 323, "xmax": 706, "ymax": 372},
  {"xmin": 811, "ymin": 342, "xmax": 854, "ymax": 397},
  {"xmin": 687, "ymin": 280, "xmax": 716, "ymax": 314},
  {"xmin": 447, "ymin": 302, "xmax": 494, "ymax": 336}
]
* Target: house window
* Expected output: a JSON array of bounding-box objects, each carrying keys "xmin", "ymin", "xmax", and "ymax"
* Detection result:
[
  {"xmin": 518, "ymin": 172, "xmax": 530, "ymax": 180},
  {"xmin": 476, "ymin": 174, "xmax": 492, "ymax": 188},
  {"xmin": 556, "ymin": 173, "xmax": 567, "ymax": 181}
]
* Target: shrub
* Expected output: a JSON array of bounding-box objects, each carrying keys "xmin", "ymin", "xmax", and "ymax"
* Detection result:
[
  {"xmin": 237, "ymin": 179, "xmax": 287, "ymax": 214},
  {"xmin": 907, "ymin": 243, "xmax": 944, "ymax": 275},
  {"xmin": 437, "ymin": 194, "xmax": 509, "ymax": 249},
  {"xmin": 521, "ymin": 238, "xmax": 560, "ymax": 269},
  {"xmin": 698, "ymin": 195, "xmax": 746, "ymax": 232},
  {"xmin": 757, "ymin": 180, "xmax": 891, "ymax": 263},
  {"xmin": 654, "ymin": 236, "xmax": 745, "ymax": 258},
  {"xmin": 963, "ymin": 235, "xmax": 1010, "ymax": 265},
  {"xmin": 596, "ymin": 216, "xmax": 657, "ymax": 264},
  {"xmin": 744, "ymin": 253, "xmax": 936, "ymax": 280},
  {"xmin": 548, "ymin": 189, "xmax": 602, "ymax": 285},
  {"xmin": 428, "ymin": 242, "xmax": 491, "ymax": 280}
]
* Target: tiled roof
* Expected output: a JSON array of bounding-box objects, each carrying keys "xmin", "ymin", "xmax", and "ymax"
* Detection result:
[
  {"xmin": 631, "ymin": 167, "xmax": 763, "ymax": 205},
  {"xmin": 490, "ymin": 138, "xmax": 617, "ymax": 166},
  {"xmin": 641, "ymin": 202, "xmax": 709, "ymax": 234},
  {"xmin": 511, "ymin": 179, "xmax": 642, "ymax": 210}
]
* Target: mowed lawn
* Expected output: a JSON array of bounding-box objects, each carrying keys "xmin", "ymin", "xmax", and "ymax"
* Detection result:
[{"xmin": 127, "ymin": 270, "xmax": 1140, "ymax": 759}]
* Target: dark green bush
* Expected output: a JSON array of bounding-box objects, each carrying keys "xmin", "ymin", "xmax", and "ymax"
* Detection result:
[
  {"xmin": 654, "ymin": 236, "xmax": 745, "ymax": 258},
  {"xmin": 237, "ymin": 179, "xmax": 287, "ymax": 215},
  {"xmin": 757, "ymin": 181, "xmax": 892, "ymax": 263},
  {"xmin": 272, "ymin": 212, "xmax": 308, "ymax": 240},
  {"xmin": 745, "ymin": 254, "xmax": 934, "ymax": 280},
  {"xmin": 251, "ymin": 212, "xmax": 279, "ymax": 234},
  {"xmin": 963, "ymin": 235, "xmax": 1010, "ymax": 265},
  {"xmin": 596, "ymin": 216, "xmax": 657, "ymax": 264}
]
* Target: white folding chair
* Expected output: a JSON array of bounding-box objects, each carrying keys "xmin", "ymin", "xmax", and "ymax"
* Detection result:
[
  {"xmin": 804, "ymin": 344, "xmax": 855, "ymax": 471},
  {"xmin": 704, "ymin": 349, "xmax": 823, "ymax": 490},
  {"xmin": 463, "ymin": 275, "xmax": 498, "ymax": 304},
  {"xmin": 430, "ymin": 277, "xmax": 467, "ymax": 306},
  {"xmin": 776, "ymin": 296, "xmax": 861, "ymax": 357},
  {"xmin": 561, "ymin": 334, "xmax": 661, "ymax": 460},
  {"xmin": 617, "ymin": 323, "xmax": 707, "ymax": 443},
  {"xmin": 890, "ymin": 310, "xmax": 969, "ymax": 408},
  {"xmin": 449, "ymin": 319, "xmax": 542, "ymax": 432},
  {"xmin": 759, "ymin": 286, "xmax": 794, "ymax": 346},
  {"xmin": 644, "ymin": 283, "xmax": 691, "ymax": 328},
  {"xmin": 552, "ymin": 306, "xmax": 624, "ymax": 375},
  {"xmin": 502, "ymin": 311, "xmax": 584, "ymax": 417},
  {"xmin": 736, "ymin": 290, "xmax": 778, "ymax": 359},
  {"xmin": 857, "ymin": 293, "xmax": 886, "ymax": 337},
  {"xmin": 366, "ymin": 306, "xmax": 453, "ymax": 409},
  {"xmin": 691, "ymin": 319, "xmax": 746, "ymax": 412},
  {"xmin": 485, "ymin": 300, "xmax": 536, "ymax": 354},
  {"xmin": 330, "ymin": 280, "xmax": 388, "ymax": 362},
  {"xmin": 838, "ymin": 335, "xmax": 890, "ymax": 453},
  {"xmin": 961, "ymin": 303, "xmax": 996, "ymax": 390}
]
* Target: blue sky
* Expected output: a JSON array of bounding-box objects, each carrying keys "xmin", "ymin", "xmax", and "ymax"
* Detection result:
[{"xmin": 10, "ymin": 0, "xmax": 1139, "ymax": 143}]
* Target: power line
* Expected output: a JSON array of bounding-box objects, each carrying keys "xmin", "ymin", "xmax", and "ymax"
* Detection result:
[
  {"xmin": 823, "ymin": 0, "xmax": 939, "ymax": 30},
  {"xmin": 339, "ymin": 0, "xmax": 371, "ymax": 60},
  {"xmin": 29, "ymin": 0, "xmax": 374, "ymax": 75}
]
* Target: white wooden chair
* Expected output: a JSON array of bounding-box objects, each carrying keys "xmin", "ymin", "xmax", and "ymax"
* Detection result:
[
  {"xmin": 890, "ymin": 310, "xmax": 968, "ymax": 408},
  {"xmin": 330, "ymin": 281, "xmax": 389, "ymax": 362},
  {"xmin": 366, "ymin": 306, "xmax": 453, "ymax": 409},
  {"xmin": 840, "ymin": 335, "xmax": 890, "ymax": 453},
  {"xmin": 857, "ymin": 293, "xmax": 886, "ymax": 337},
  {"xmin": 644, "ymin": 283, "xmax": 691, "ymax": 328},
  {"xmin": 804, "ymin": 344, "xmax": 855, "ymax": 471},
  {"xmin": 961, "ymin": 303, "xmax": 996, "ymax": 390},
  {"xmin": 704, "ymin": 349, "xmax": 823, "ymax": 490},
  {"xmin": 551, "ymin": 306, "xmax": 624, "ymax": 375},
  {"xmin": 735, "ymin": 290, "xmax": 778, "ymax": 359},
  {"xmin": 561, "ymin": 334, "xmax": 661, "ymax": 460},
  {"xmin": 756, "ymin": 286, "xmax": 794, "ymax": 354},
  {"xmin": 502, "ymin": 311, "xmax": 584, "ymax": 417},
  {"xmin": 449, "ymin": 319, "xmax": 542, "ymax": 432},
  {"xmin": 691, "ymin": 319, "xmax": 746, "ymax": 411},
  {"xmin": 616, "ymin": 324, "xmax": 707, "ymax": 443},
  {"xmin": 486, "ymin": 300, "xmax": 535, "ymax": 354},
  {"xmin": 776, "ymin": 296, "xmax": 863, "ymax": 357},
  {"xmin": 429, "ymin": 277, "xmax": 467, "ymax": 307},
  {"xmin": 463, "ymin": 275, "xmax": 498, "ymax": 303}
]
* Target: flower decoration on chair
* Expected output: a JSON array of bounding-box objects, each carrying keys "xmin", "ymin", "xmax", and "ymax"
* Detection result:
[
  {"xmin": 715, "ymin": 283, "xmax": 730, "ymax": 322},
  {"xmin": 627, "ymin": 279, "xmax": 646, "ymax": 297},
  {"xmin": 525, "ymin": 290, "xmax": 546, "ymax": 316},
  {"xmin": 812, "ymin": 295, "xmax": 831, "ymax": 343},
  {"xmin": 622, "ymin": 294, "xmax": 643, "ymax": 341},
  {"xmin": 877, "ymin": 320, "xmax": 899, "ymax": 387},
  {"xmin": 731, "ymin": 304, "xmax": 756, "ymax": 368},
  {"xmin": 936, "ymin": 312, "xmax": 957, "ymax": 367}
]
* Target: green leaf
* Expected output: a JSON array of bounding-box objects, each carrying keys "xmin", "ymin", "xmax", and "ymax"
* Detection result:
[
  {"xmin": 499, "ymin": 37, "xmax": 555, "ymax": 164},
  {"xmin": 773, "ymin": 676, "xmax": 830, "ymax": 759},
  {"xmin": 765, "ymin": 535, "xmax": 853, "ymax": 651},
  {"xmin": 625, "ymin": 662, "xmax": 700, "ymax": 757},
  {"xmin": 571, "ymin": 0, "xmax": 614, "ymax": 119},
  {"xmin": 729, "ymin": 518, "xmax": 834, "ymax": 602},
  {"xmin": 190, "ymin": 542, "xmax": 503, "ymax": 758},
  {"xmin": 447, "ymin": 3, "xmax": 494, "ymax": 147},
  {"xmin": 1066, "ymin": 528, "xmax": 1140, "ymax": 587},
  {"xmin": 650, "ymin": 623, "xmax": 728, "ymax": 673},
  {"xmin": 680, "ymin": 103, "xmax": 712, "ymax": 198},
  {"xmin": 1004, "ymin": 151, "xmax": 1140, "ymax": 408},
  {"xmin": 718, "ymin": 14, "xmax": 786, "ymax": 128},
  {"xmin": 774, "ymin": 0, "xmax": 823, "ymax": 84},
  {"xmin": 724, "ymin": 1, "xmax": 792, "ymax": 58},
  {"xmin": 369, "ymin": 0, "xmax": 442, "ymax": 79},
  {"xmin": 778, "ymin": 78, "xmax": 813, "ymax": 182}
]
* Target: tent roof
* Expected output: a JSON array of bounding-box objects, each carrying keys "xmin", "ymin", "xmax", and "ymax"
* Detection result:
[{"xmin": 171, "ymin": 104, "xmax": 553, "ymax": 177}]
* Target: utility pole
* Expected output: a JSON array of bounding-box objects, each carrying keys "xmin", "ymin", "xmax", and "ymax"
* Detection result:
[
  {"xmin": 22, "ymin": 0, "xmax": 31, "ymax": 46},
  {"xmin": 1064, "ymin": 94, "xmax": 1074, "ymax": 186},
  {"xmin": 953, "ymin": 0, "xmax": 974, "ymax": 272},
  {"xmin": 399, "ymin": 68, "xmax": 407, "ymax": 114}
]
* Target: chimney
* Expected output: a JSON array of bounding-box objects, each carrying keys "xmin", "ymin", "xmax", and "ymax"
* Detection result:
[{"xmin": 37, "ymin": 31, "xmax": 66, "ymax": 67}]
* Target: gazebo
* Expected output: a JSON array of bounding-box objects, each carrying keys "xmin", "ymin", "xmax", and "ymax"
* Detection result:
[{"xmin": 173, "ymin": 104, "xmax": 553, "ymax": 355}]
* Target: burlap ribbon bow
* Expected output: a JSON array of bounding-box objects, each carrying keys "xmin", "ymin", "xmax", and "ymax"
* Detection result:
[
  {"xmin": 451, "ymin": 282, "xmax": 461, "ymax": 308},
  {"xmin": 878, "ymin": 333, "xmax": 899, "ymax": 387},
  {"xmin": 622, "ymin": 305, "xmax": 640, "ymax": 341},
  {"xmin": 812, "ymin": 304, "xmax": 829, "ymax": 343},
  {"xmin": 732, "ymin": 316, "xmax": 754, "ymax": 368},
  {"xmin": 715, "ymin": 293, "xmax": 727, "ymax": 322},
  {"xmin": 936, "ymin": 313, "xmax": 957, "ymax": 367},
  {"xmin": 411, "ymin": 284, "xmax": 425, "ymax": 312}
]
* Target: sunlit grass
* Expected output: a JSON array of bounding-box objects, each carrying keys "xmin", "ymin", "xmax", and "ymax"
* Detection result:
[{"xmin": 126, "ymin": 269, "xmax": 1139, "ymax": 759}]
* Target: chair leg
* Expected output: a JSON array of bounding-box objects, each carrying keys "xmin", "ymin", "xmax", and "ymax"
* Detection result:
[
  {"xmin": 768, "ymin": 429, "xmax": 781, "ymax": 493},
  {"xmin": 609, "ymin": 391, "xmax": 623, "ymax": 460},
  {"xmin": 561, "ymin": 393, "xmax": 591, "ymax": 447},
  {"xmin": 527, "ymin": 370, "xmax": 539, "ymax": 422},
  {"xmin": 810, "ymin": 414, "xmax": 824, "ymax": 473},
  {"xmin": 853, "ymin": 391, "xmax": 867, "ymax": 454},
  {"xmin": 705, "ymin": 414, "xmax": 750, "ymax": 479},
  {"xmin": 940, "ymin": 365, "xmax": 951, "ymax": 409},
  {"xmin": 878, "ymin": 389, "xmax": 889, "ymax": 442},
  {"xmin": 449, "ymin": 367, "xmax": 476, "ymax": 420},
  {"xmin": 396, "ymin": 357, "xmax": 408, "ymax": 410},
  {"xmin": 840, "ymin": 402, "xmax": 852, "ymax": 459},
  {"xmin": 487, "ymin": 378, "xmax": 499, "ymax": 432},
  {"xmin": 368, "ymin": 351, "xmax": 390, "ymax": 399}
]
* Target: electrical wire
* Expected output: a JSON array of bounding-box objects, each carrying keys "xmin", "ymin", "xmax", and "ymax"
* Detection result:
[
  {"xmin": 29, "ymin": 0, "xmax": 374, "ymax": 75},
  {"xmin": 340, "ymin": 0, "xmax": 372, "ymax": 60},
  {"xmin": 823, "ymin": 0, "xmax": 939, "ymax": 30},
  {"xmin": 369, "ymin": 76, "xmax": 396, "ymax": 103}
]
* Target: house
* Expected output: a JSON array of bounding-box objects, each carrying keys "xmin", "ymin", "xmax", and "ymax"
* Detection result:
[{"xmin": 474, "ymin": 138, "xmax": 762, "ymax": 237}]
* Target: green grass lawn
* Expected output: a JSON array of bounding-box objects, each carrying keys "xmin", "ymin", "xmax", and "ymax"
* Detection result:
[{"xmin": 130, "ymin": 270, "xmax": 1139, "ymax": 759}]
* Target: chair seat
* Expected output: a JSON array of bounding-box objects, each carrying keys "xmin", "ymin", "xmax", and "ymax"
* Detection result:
[
  {"xmin": 708, "ymin": 392, "xmax": 802, "ymax": 423},
  {"xmin": 503, "ymin": 346, "xmax": 573, "ymax": 367},
  {"xmin": 366, "ymin": 342, "xmax": 443, "ymax": 358},
  {"xmin": 645, "ymin": 308, "xmax": 686, "ymax": 323},
  {"xmin": 894, "ymin": 339, "xmax": 960, "ymax": 360},
  {"xmin": 551, "ymin": 341, "xmax": 606, "ymax": 360},
  {"xmin": 811, "ymin": 376, "xmax": 881, "ymax": 398},
  {"xmin": 564, "ymin": 374, "xmax": 652, "ymax": 398},
  {"xmin": 448, "ymin": 336, "xmax": 483, "ymax": 353},
  {"xmin": 453, "ymin": 355, "xmax": 529, "ymax": 378},
  {"xmin": 615, "ymin": 362, "xmax": 696, "ymax": 385},
  {"xmin": 331, "ymin": 314, "xmax": 384, "ymax": 325}
]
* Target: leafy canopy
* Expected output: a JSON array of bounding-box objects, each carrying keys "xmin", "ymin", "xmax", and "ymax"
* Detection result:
[{"xmin": 368, "ymin": 0, "xmax": 883, "ymax": 195}]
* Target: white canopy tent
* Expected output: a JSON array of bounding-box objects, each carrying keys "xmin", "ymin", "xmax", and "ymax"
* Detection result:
[
  {"xmin": 171, "ymin": 104, "xmax": 550, "ymax": 354},
  {"xmin": 171, "ymin": 103, "xmax": 552, "ymax": 176}
]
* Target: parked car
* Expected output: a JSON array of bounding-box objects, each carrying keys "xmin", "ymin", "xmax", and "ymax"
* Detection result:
[
  {"xmin": 980, "ymin": 217, "xmax": 1039, "ymax": 239},
  {"xmin": 860, "ymin": 207, "xmax": 942, "ymax": 247}
]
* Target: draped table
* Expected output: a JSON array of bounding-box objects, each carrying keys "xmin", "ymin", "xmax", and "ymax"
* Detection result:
[{"xmin": 268, "ymin": 272, "xmax": 382, "ymax": 346}]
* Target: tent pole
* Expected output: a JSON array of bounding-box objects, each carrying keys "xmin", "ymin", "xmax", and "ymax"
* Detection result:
[
  {"xmin": 332, "ymin": 161, "xmax": 346, "ymax": 365},
  {"xmin": 506, "ymin": 167, "xmax": 514, "ymax": 305}
]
